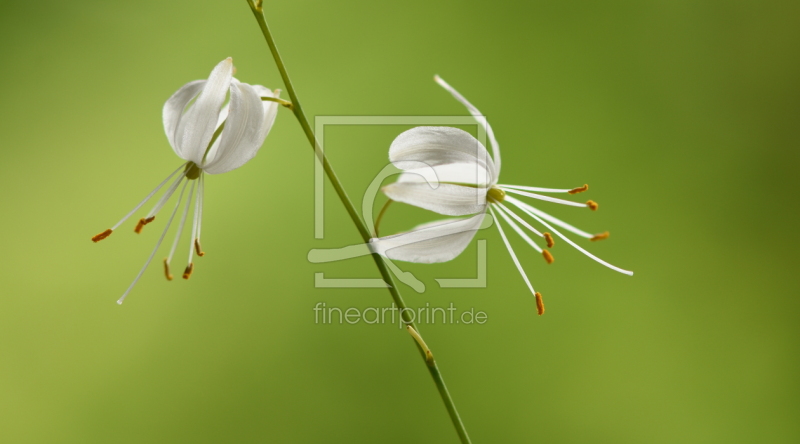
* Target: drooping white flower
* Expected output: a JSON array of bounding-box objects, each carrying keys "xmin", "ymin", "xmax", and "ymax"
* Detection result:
[
  {"xmin": 92, "ymin": 58, "xmax": 281, "ymax": 304},
  {"xmin": 369, "ymin": 76, "xmax": 632, "ymax": 313}
]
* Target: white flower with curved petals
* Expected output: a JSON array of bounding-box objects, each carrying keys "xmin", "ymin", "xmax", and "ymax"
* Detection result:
[
  {"xmin": 92, "ymin": 58, "xmax": 281, "ymax": 304},
  {"xmin": 369, "ymin": 76, "xmax": 632, "ymax": 314}
]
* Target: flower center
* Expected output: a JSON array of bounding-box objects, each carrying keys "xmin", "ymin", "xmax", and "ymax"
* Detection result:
[
  {"xmin": 487, "ymin": 186, "xmax": 506, "ymax": 203},
  {"xmin": 185, "ymin": 162, "xmax": 202, "ymax": 180}
]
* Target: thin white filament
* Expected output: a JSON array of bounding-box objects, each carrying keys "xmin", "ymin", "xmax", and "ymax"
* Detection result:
[
  {"xmin": 145, "ymin": 170, "xmax": 189, "ymax": 219},
  {"xmin": 505, "ymin": 195, "xmax": 593, "ymax": 239},
  {"xmin": 491, "ymin": 202, "xmax": 543, "ymax": 253},
  {"xmin": 497, "ymin": 184, "xmax": 574, "ymax": 194},
  {"xmin": 195, "ymin": 174, "xmax": 204, "ymax": 242},
  {"xmin": 117, "ymin": 180, "xmax": 190, "ymax": 305},
  {"xmin": 488, "ymin": 206, "xmax": 536, "ymax": 296},
  {"xmin": 502, "ymin": 187, "xmax": 587, "ymax": 208},
  {"xmin": 187, "ymin": 178, "xmax": 200, "ymax": 265},
  {"xmin": 109, "ymin": 164, "xmax": 186, "ymax": 230},
  {"xmin": 166, "ymin": 181, "xmax": 195, "ymax": 264},
  {"xmin": 511, "ymin": 199, "xmax": 634, "ymax": 276},
  {"xmin": 494, "ymin": 200, "xmax": 545, "ymax": 238}
]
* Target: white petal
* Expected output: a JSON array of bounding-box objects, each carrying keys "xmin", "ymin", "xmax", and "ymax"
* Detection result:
[
  {"xmin": 369, "ymin": 212, "xmax": 487, "ymax": 263},
  {"xmin": 162, "ymin": 80, "xmax": 205, "ymax": 159},
  {"xmin": 202, "ymin": 81, "xmax": 267, "ymax": 174},
  {"xmin": 174, "ymin": 58, "xmax": 233, "ymax": 165},
  {"xmin": 200, "ymin": 102, "xmax": 231, "ymax": 166},
  {"xmin": 383, "ymin": 181, "xmax": 488, "ymax": 216},
  {"xmin": 434, "ymin": 75, "xmax": 501, "ymax": 175},
  {"xmin": 398, "ymin": 162, "xmax": 494, "ymax": 187},
  {"xmin": 252, "ymin": 85, "xmax": 280, "ymax": 142},
  {"xmin": 389, "ymin": 126, "xmax": 497, "ymax": 185}
]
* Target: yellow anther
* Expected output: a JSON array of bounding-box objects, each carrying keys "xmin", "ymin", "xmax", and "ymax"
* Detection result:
[
  {"xmin": 586, "ymin": 200, "xmax": 599, "ymax": 211},
  {"xmin": 194, "ymin": 239, "xmax": 205, "ymax": 257},
  {"xmin": 487, "ymin": 186, "xmax": 506, "ymax": 203},
  {"xmin": 163, "ymin": 258, "xmax": 173, "ymax": 281},
  {"xmin": 568, "ymin": 184, "xmax": 589, "ymax": 194},
  {"xmin": 182, "ymin": 263, "xmax": 194, "ymax": 280},
  {"xmin": 92, "ymin": 229, "xmax": 112, "ymax": 243},
  {"xmin": 134, "ymin": 216, "xmax": 155, "ymax": 234},
  {"xmin": 543, "ymin": 232, "xmax": 555, "ymax": 248},
  {"xmin": 590, "ymin": 231, "xmax": 610, "ymax": 241},
  {"xmin": 542, "ymin": 250, "xmax": 554, "ymax": 264},
  {"xmin": 535, "ymin": 292, "xmax": 545, "ymax": 315}
]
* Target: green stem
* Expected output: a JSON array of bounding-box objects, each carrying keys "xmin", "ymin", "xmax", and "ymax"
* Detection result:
[{"xmin": 246, "ymin": 2, "xmax": 471, "ymax": 443}]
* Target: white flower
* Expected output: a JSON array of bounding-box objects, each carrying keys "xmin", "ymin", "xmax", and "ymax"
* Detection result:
[
  {"xmin": 369, "ymin": 76, "xmax": 632, "ymax": 313},
  {"xmin": 92, "ymin": 58, "xmax": 280, "ymax": 304}
]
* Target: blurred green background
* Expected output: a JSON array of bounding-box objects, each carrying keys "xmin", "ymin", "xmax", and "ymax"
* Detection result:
[{"xmin": 1, "ymin": 0, "xmax": 798, "ymax": 442}]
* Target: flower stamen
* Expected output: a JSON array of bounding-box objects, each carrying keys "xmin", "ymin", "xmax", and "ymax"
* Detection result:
[
  {"xmin": 586, "ymin": 200, "xmax": 599, "ymax": 211},
  {"xmin": 568, "ymin": 184, "xmax": 589, "ymax": 194},
  {"xmin": 163, "ymin": 258, "xmax": 173, "ymax": 281},
  {"xmin": 591, "ymin": 231, "xmax": 610, "ymax": 241},
  {"xmin": 535, "ymin": 292, "xmax": 545, "ymax": 315},
  {"xmin": 92, "ymin": 229, "xmax": 113, "ymax": 243},
  {"xmin": 494, "ymin": 201, "xmax": 544, "ymax": 238},
  {"xmin": 183, "ymin": 263, "xmax": 194, "ymax": 280},
  {"xmin": 492, "ymin": 202, "xmax": 543, "ymax": 253},
  {"xmin": 91, "ymin": 164, "xmax": 186, "ymax": 243},
  {"xmin": 164, "ymin": 181, "xmax": 195, "ymax": 280},
  {"xmin": 511, "ymin": 198, "xmax": 633, "ymax": 276},
  {"xmin": 542, "ymin": 250, "xmax": 554, "ymax": 264},
  {"xmin": 488, "ymin": 206, "xmax": 539, "ymax": 297},
  {"xmin": 543, "ymin": 232, "xmax": 555, "ymax": 248},
  {"xmin": 505, "ymin": 195, "xmax": 594, "ymax": 239},
  {"xmin": 117, "ymin": 180, "xmax": 189, "ymax": 305},
  {"xmin": 134, "ymin": 216, "xmax": 155, "ymax": 234},
  {"xmin": 194, "ymin": 239, "xmax": 205, "ymax": 257},
  {"xmin": 503, "ymin": 187, "xmax": 588, "ymax": 208}
]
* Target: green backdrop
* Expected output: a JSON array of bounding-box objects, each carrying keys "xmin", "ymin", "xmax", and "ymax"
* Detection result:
[{"xmin": 1, "ymin": 1, "xmax": 798, "ymax": 442}]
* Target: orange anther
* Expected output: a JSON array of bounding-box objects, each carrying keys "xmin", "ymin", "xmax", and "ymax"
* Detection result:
[
  {"xmin": 134, "ymin": 216, "xmax": 155, "ymax": 234},
  {"xmin": 182, "ymin": 263, "xmax": 194, "ymax": 280},
  {"xmin": 568, "ymin": 184, "xmax": 589, "ymax": 194},
  {"xmin": 543, "ymin": 232, "xmax": 555, "ymax": 248},
  {"xmin": 535, "ymin": 292, "xmax": 545, "ymax": 315},
  {"xmin": 590, "ymin": 231, "xmax": 610, "ymax": 241},
  {"xmin": 586, "ymin": 200, "xmax": 599, "ymax": 211},
  {"xmin": 92, "ymin": 229, "xmax": 113, "ymax": 243},
  {"xmin": 163, "ymin": 258, "xmax": 173, "ymax": 281},
  {"xmin": 194, "ymin": 239, "xmax": 205, "ymax": 257},
  {"xmin": 542, "ymin": 250, "xmax": 554, "ymax": 264}
]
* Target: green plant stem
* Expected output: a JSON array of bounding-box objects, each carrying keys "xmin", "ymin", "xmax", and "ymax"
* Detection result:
[{"xmin": 246, "ymin": 2, "xmax": 471, "ymax": 443}]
